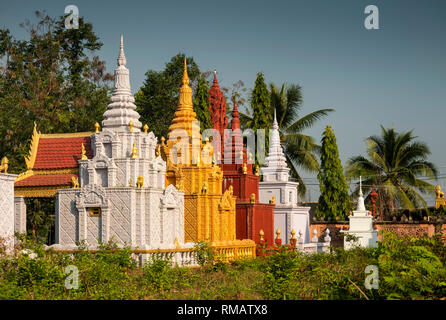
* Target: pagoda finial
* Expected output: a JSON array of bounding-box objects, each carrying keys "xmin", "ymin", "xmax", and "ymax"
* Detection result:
[
  {"xmin": 356, "ymin": 176, "xmax": 366, "ymax": 211},
  {"xmin": 182, "ymin": 57, "xmax": 189, "ymax": 86},
  {"xmin": 118, "ymin": 34, "xmax": 126, "ymax": 66},
  {"xmin": 273, "ymin": 108, "xmax": 278, "ymax": 129}
]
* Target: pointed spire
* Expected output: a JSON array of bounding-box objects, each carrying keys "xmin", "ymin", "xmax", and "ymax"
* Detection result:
[
  {"xmin": 261, "ymin": 108, "xmax": 289, "ymax": 181},
  {"xmin": 117, "ymin": 34, "xmax": 126, "ymax": 66},
  {"xmin": 102, "ymin": 35, "xmax": 141, "ymax": 132},
  {"xmin": 182, "ymin": 57, "xmax": 189, "ymax": 86},
  {"xmin": 356, "ymin": 176, "xmax": 366, "ymax": 211},
  {"xmin": 273, "ymin": 108, "xmax": 278, "ymax": 129},
  {"xmin": 209, "ymin": 68, "xmax": 228, "ymax": 148}
]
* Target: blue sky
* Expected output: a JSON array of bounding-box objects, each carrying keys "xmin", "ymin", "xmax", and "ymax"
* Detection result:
[{"xmin": 1, "ymin": 0, "xmax": 445, "ymax": 201}]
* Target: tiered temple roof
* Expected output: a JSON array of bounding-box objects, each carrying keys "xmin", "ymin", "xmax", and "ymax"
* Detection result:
[{"xmin": 14, "ymin": 126, "xmax": 93, "ymax": 197}]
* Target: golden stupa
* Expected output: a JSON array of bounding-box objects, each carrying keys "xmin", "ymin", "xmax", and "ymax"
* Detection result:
[{"xmin": 160, "ymin": 59, "xmax": 237, "ymax": 243}]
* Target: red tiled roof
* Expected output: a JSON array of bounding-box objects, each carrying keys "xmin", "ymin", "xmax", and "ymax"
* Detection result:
[
  {"xmin": 14, "ymin": 173, "xmax": 77, "ymax": 187},
  {"xmin": 33, "ymin": 136, "xmax": 93, "ymax": 169}
]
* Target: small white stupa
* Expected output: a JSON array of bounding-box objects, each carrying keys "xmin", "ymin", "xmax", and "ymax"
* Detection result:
[{"xmin": 341, "ymin": 177, "xmax": 378, "ymax": 249}]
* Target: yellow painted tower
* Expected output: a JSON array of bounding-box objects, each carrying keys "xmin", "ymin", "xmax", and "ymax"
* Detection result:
[{"xmin": 160, "ymin": 59, "xmax": 237, "ymax": 243}]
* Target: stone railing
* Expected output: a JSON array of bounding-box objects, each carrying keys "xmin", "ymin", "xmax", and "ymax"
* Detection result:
[
  {"xmin": 257, "ymin": 228, "xmax": 331, "ymax": 256},
  {"xmin": 47, "ymin": 240, "xmax": 257, "ymax": 267},
  {"xmin": 211, "ymin": 240, "xmax": 257, "ymax": 262}
]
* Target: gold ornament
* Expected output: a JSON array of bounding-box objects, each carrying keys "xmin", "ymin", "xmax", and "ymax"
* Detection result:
[
  {"xmin": 136, "ymin": 176, "xmax": 144, "ymax": 188},
  {"xmin": 269, "ymin": 196, "xmax": 276, "ymax": 205},
  {"xmin": 94, "ymin": 122, "xmax": 100, "ymax": 133},
  {"xmin": 130, "ymin": 142, "xmax": 138, "ymax": 159},
  {"xmin": 129, "ymin": 120, "xmax": 134, "ymax": 133},
  {"xmin": 71, "ymin": 176, "xmax": 79, "ymax": 188},
  {"xmin": 276, "ymin": 228, "xmax": 281, "ymax": 240},
  {"xmin": 0, "ymin": 156, "xmax": 8, "ymax": 173},
  {"xmin": 143, "ymin": 124, "xmax": 149, "ymax": 134},
  {"xmin": 250, "ymin": 193, "xmax": 255, "ymax": 203},
  {"xmin": 81, "ymin": 143, "xmax": 88, "ymax": 160},
  {"xmin": 243, "ymin": 163, "xmax": 247, "ymax": 175},
  {"xmin": 255, "ymin": 165, "xmax": 259, "ymax": 176}
]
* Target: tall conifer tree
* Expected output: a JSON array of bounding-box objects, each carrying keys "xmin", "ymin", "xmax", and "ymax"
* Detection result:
[
  {"xmin": 251, "ymin": 72, "xmax": 272, "ymax": 161},
  {"xmin": 193, "ymin": 74, "xmax": 212, "ymax": 132},
  {"xmin": 316, "ymin": 126, "xmax": 352, "ymax": 219}
]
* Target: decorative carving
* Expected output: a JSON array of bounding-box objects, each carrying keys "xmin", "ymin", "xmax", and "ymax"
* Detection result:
[
  {"xmin": 136, "ymin": 176, "xmax": 144, "ymax": 188},
  {"xmin": 435, "ymin": 185, "xmax": 446, "ymax": 209},
  {"xmin": 201, "ymin": 182, "xmax": 208, "ymax": 194},
  {"xmin": 71, "ymin": 176, "xmax": 79, "ymax": 188},
  {"xmin": 269, "ymin": 196, "xmax": 275, "ymax": 205},
  {"xmin": 81, "ymin": 143, "xmax": 88, "ymax": 160},
  {"xmin": 0, "ymin": 157, "xmax": 8, "ymax": 173},
  {"xmin": 130, "ymin": 142, "xmax": 138, "ymax": 159}
]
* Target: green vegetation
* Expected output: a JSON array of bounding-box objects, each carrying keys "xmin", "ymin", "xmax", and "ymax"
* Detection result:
[
  {"xmin": 193, "ymin": 74, "xmax": 212, "ymax": 132},
  {"xmin": 316, "ymin": 126, "xmax": 352, "ymax": 220},
  {"xmin": 1, "ymin": 232, "xmax": 444, "ymax": 300},
  {"xmin": 346, "ymin": 126, "xmax": 438, "ymax": 219}
]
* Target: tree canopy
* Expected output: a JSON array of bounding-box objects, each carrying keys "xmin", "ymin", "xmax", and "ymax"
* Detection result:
[
  {"xmin": 0, "ymin": 11, "xmax": 113, "ymax": 173},
  {"xmin": 346, "ymin": 125, "xmax": 438, "ymax": 218}
]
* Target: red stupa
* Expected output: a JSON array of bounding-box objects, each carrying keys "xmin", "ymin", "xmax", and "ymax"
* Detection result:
[{"xmin": 209, "ymin": 72, "xmax": 275, "ymax": 245}]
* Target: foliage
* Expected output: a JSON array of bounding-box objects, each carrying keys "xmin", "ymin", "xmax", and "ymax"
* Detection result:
[
  {"xmin": 135, "ymin": 54, "xmax": 200, "ymax": 139},
  {"xmin": 239, "ymin": 82, "xmax": 333, "ymax": 196},
  {"xmin": 193, "ymin": 240, "xmax": 216, "ymax": 267},
  {"xmin": 0, "ymin": 11, "xmax": 112, "ymax": 174},
  {"xmin": 249, "ymin": 72, "xmax": 272, "ymax": 160},
  {"xmin": 316, "ymin": 126, "xmax": 352, "ymax": 219},
  {"xmin": 193, "ymin": 74, "xmax": 212, "ymax": 132},
  {"xmin": 346, "ymin": 126, "xmax": 438, "ymax": 219},
  {"xmin": 0, "ymin": 234, "xmax": 445, "ymax": 300}
]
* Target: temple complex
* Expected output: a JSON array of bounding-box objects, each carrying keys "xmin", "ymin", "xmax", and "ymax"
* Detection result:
[
  {"xmin": 159, "ymin": 61, "xmax": 239, "ymax": 244},
  {"xmin": 259, "ymin": 110, "xmax": 311, "ymax": 244},
  {"xmin": 209, "ymin": 72, "xmax": 275, "ymax": 245},
  {"xmin": 51, "ymin": 36, "xmax": 185, "ymax": 250}
]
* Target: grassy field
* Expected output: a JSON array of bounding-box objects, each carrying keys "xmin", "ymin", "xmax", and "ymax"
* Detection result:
[{"xmin": 0, "ymin": 232, "xmax": 445, "ymax": 300}]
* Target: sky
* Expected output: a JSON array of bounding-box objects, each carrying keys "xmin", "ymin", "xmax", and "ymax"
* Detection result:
[{"xmin": 1, "ymin": 0, "xmax": 445, "ymax": 201}]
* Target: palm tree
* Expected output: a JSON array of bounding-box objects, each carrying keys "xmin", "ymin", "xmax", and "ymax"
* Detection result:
[
  {"xmin": 346, "ymin": 126, "xmax": 438, "ymax": 219},
  {"xmin": 239, "ymin": 83, "xmax": 334, "ymax": 196}
]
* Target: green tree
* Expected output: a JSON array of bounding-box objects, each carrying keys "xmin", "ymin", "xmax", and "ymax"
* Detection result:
[
  {"xmin": 346, "ymin": 126, "xmax": 438, "ymax": 219},
  {"xmin": 250, "ymin": 73, "xmax": 272, "ymax": 158},
  {"xmin": 0, "ymin": 11, "xmax": 112, "ymax": 173},
  {"xmin": 135, "ymin": 54, "xmax": 200, "ymax": 139},
  {"xmin": 193, "ymin": 74, "xmax": 212, "ymax": 132},
  {"xmin": 316, "ymin": 126, "xmax": 352, "ymax": 219},
  {"xmin": 239, "ymin": 82, "xmax": 333, "ymax": 196}
]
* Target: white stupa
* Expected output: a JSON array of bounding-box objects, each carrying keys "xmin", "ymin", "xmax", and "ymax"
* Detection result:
[
  {"xmin": 258, "ymin": 110, "xmax": 312, "ymax": 244},
  {"xmin": 341, "ymin": 177, "xmax": 378, "ymax": 249}
]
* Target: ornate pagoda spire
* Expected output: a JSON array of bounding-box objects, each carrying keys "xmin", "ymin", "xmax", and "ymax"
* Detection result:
[
  {"xmin": 209, "ymin": 70, "xmax": 228, "ymax": 147},
  {"xmin": 260, "ymin": 109, "xmax": 289, "ymax": 181},
  {"xmin": 102, "ymin": 35, "xmax": 142, "ymax": 132},
  {"xmin": 166, "ymin": 58, "xmax": 201, "ymax": 165},
  {"xmin": 265, "ymin": 109, "xmax": 287, "ymax": 168}
]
